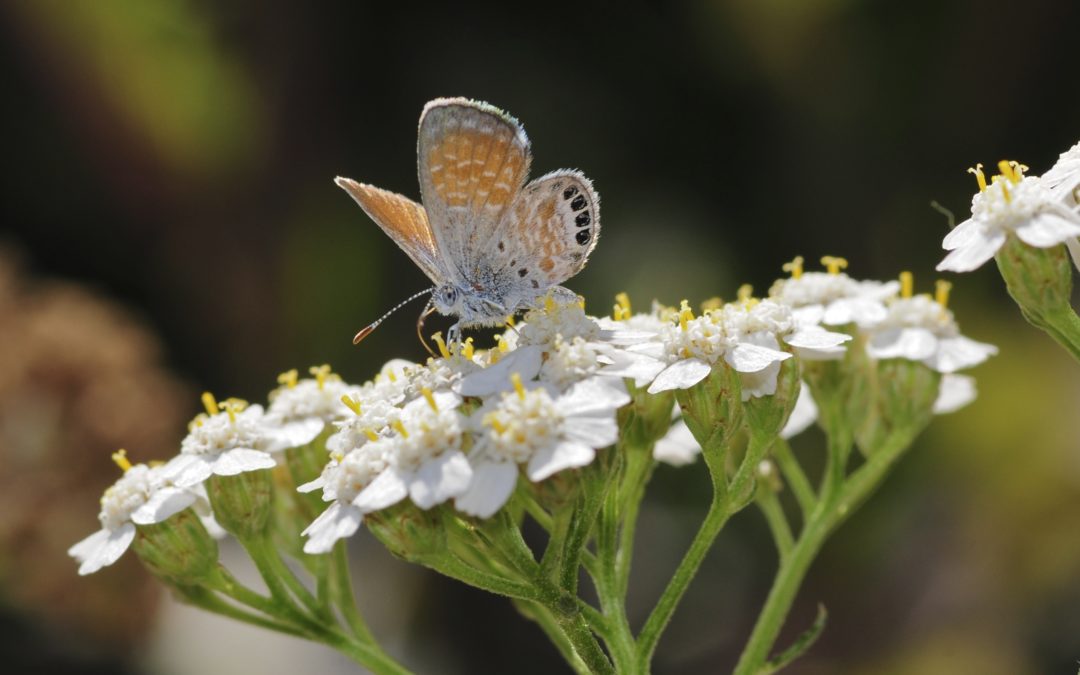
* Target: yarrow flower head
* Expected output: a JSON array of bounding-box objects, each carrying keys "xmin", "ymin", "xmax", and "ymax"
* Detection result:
[
  {"xmin": 298, "ymin": 440, "xmax": 391, "ymax": 553},
  {"xmin": 69, "ymin": 451, "xmax": 218, "ymax": 575},
  {"xmin": 769, "ymin": 256, "xmax": 900, "ymax": 328},
  {"xmin": 264, "ymin": 365, "xmax": 361, "ymax": 447},
  {"xmin": 937, "ymin": 158, "xmax": 1080, "ymax": 273},
  {"xmin": 163, "ymin": 393, "xmax": 280, "ymax": 488},
  {"xmin": 864, "ymin": 273, "xmax": 997, "ymax": 373},
  {"xmin": 455, "ymin": 373, "xmax": 630, "ymax": 518}
]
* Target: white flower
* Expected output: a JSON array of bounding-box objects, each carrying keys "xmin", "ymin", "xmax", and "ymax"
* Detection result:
[
  {"xmin": 455, "ymin": 375, "xmax": 630, "ymax": 518},
  {"xmin": 298, "ymin": 440, "xmax": 391, "ymax": 554},
  {"xmin": 780, "ymin": 382, "xmax": 819, "ymax": 439},
  {"xmin": 937, "ymin": 161, "xmax": 1080, "ymax": 273},
  {"xmin": 264, "ymin": 366, "xmax": 362, "ymax": 448},
  {"xmin": 516, "ymin": 295, "xmax": 604, "ymax": 347},
  {"xmin": 864, "ymin": 287, "xmax": 997, "ymax": 373},
  {"xmin": 769, "ymin": 258, "xmax": 900, "ymax": 329},
  {"xmin": 69, "ymin": 457, "xmax": 216, "ymax": 575},
  {"xmin": 932, "ymin": 373, "xmax": 978, "ymax": 414},
  {"xmin": 1041, "ymin": 141, "xmax": 1080, "ymax": 268},
  {"xmin": 163, "ymin": 395, "xmax": 279, "ymax": 488},
  {"xmin": 653, "ymin": 419, "xmax": 700, "ymax": 466},
  {"xmin": 350, "ymin": 390, "xmax": 472, "ymax": 512}
]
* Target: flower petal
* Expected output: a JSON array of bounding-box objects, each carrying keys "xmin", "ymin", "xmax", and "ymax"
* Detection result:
[
  {"xmin": 527, "ymin": 441, "xmax": 595, "ymax": 482},
  {"xmin": 70, "ymin": 524, "xmax": 136, "ymax": 575},
  {"xmin": 271, "ymin": 418, "xmax": 326, "ymax": 450},
  {"xmin": 352, "ymin": 469, "xmax": 409, "ymax": 512},
  {"xmin": 558, "ymin": 377, "xmax": 631, "ymax": 415},
  {"xmin": 562, "ymin": 415, "xmax": 620, "ymax": 449},
  {"xmin": 653, "ymin": 420, "xmax": 700, "ymax": 466},
  {"xmin": 933, "ymin": 374, "xmax": 978, "ymax": 414},
  {"xmin": 924, "ymin": 335, "xmax": 997, "ymax": 373},
  {"xmin": 785, "ymin": 326, "xmax": 852, "ymax": 350},
  {"xmin": 210, "ymin": 448, "xmax": 277, "ymax": 476},
  {"xmin": 647, "ymin": 358, "xmax": 712, "ymax": 393},
  {"xmin": 454, "ymin": 460, "xmax": 519, "ymax": 518},
  {"xmin": 302, "ymin": 502, "xmax": 363, "ymax": 554},
  {"xmin": 408, "ymin": 451, "xmax": 473, "ymax": 510},
  {"xmin": 781, "ymin": 382, "xmax": 819, "ymax": 439},
  {"xmin": 296, "ymin": 475, "xmax": 326, "ymax": 494},
  {"xmin": 726, "ymin": 342, "xmax": 791, "ymax": 374},
  {"xmin": 867, "ymin": 328, "xmax": 938, "ymax": 361},
  {"xmin": 162, "ymin": 454, "xmax": 214, "ymax": 488},
  {"xmin": 936, "ymin": 229, "xmax": 1006, "ymax": 272},
  {"xmin": 455, "ymin": 345, "xmax": 544, "ymax": 397},
  {"xmin": 941, "ymin": 217, "xmax": 982, "ymax": 250},
  {"xmin": 1015, "ymin": 212, "xmax": 1080, "ymax": 248},
  {"xmin": 130, "ymin": 487, "xmax": 197, "ymax": 525},
  {"xmin": 1067, "ymin": 237, "xmax": 1080, "ymax": 273}
]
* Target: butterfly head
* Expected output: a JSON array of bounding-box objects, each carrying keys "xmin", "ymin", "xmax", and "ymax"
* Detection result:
[{"xmin": 432, "ymin": 284, "xmax": 463, "ymax": 317}]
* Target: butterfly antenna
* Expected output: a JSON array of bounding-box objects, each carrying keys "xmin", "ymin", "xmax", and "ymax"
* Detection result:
[
  {"xmin": 416, "ymin": 299, "xmax": 438, "ymax": 358},
  {"xmin": 353, "ymin": 287, "xmax": 435, "ymax": 345}
]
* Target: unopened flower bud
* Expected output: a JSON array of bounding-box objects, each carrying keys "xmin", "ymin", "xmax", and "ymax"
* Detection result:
[
  {"xmin": 675, "ymin": 364, "xmax": 744, "ymax": 459},
  {"xmin": 995, "ymin": 236, "xmax": 1076, "ymax": 331},
  {"xmin": 207, "ymin": 470, "xmax": 273, "ymax": 540},
  {"xmin": 855, "ymin": 360, "xmax": 941, "ymax": 455},
  {"xmin": 364, "ymin": 503, "xmax": 447, "ymax": 562},
  {"xmin": 743, "ymin": 357, "xmax": 801, "ymax": 442}
]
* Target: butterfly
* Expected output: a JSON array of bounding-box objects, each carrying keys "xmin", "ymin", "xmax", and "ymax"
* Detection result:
[{"xmin": 336, "ymin": 97, "xmax": 600, "ymax": 346}]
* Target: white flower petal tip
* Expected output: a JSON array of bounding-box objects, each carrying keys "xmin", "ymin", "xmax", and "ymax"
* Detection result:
[
  {"xmin": 936, "ymin": 229, "xmax": 1007, "ymax": 272},
  {"xmin": 780, "ymin": 382, "xmax": 819, "ymax": 440},
  {"xmin": 933, "ymin": 374, "xmax": 978, "ymax": 415},
  {"xmin": 271, "ymin": 418, "xmax": 326, "ymax": 450},
  {"xmin": 352, "ymin": 469, "xmax": 409, "ymax": 512},
  {"xmin": 301, "ymin": 502, "xmax": 363, "ymax": 554},
  {"xmin": 653, "ymin": 420, "xmax": 700, "ymax": 466},
  {"xmin": 454, "ymin": 460, "xmax": 519, "ymax": 518},
  {"xmin": 1014, "ymin": 213, "xmax": 1080, "ymax": 248},
  {"xmin": 68, "ymin": 524, "xmax": 137, "ymax": 576},
  {"xmin": 408, "ymin": 451, "xmax": 473, "ymax": 510},
  {"xmin": 727, "ymin": 342, "xmax": 792, "ymax": 374},
  {"xmin": 927, "ymin": 336, "xmax": 998, "ymax": 374},
  {"xmin": 130, "ymin": 488, "xmax": 197, "ymax": 526},
  {"xmin": 527, "ymin": 441, "xmax": 595, "ymax": 482},
  {"xmin": 647, "ymin": 358, "xmax": 713, "ymax": 394},
  {"xmin": 867, "ymin": 328, "xmax": 938, "ymax": 362},
  {"xmin": 455, "ymin": 345, "xmax": 543, "ymax": 397},
  {"xmin": 209, "ymin": 448, "xmax": 277, "ymax": 477}
]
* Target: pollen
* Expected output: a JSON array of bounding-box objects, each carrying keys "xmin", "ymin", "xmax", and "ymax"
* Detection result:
[
  {"xmin": 421, "ymin": 387, "xmax": 438, "ymax": 411},
  {"xmin": 900, "ymin": 271, "xmax": 914, "ymax": 298},
  {"xmin": 967, "ymin": 163, "xmax": 987, "ymax": 192},
  {"xmin": 737, "ymin": 284, "xmax": 754, "ymax": 307},
  {"xmin": 505, "ymin": 315, "xmax": 516, "ymax": 328},
  {"xmin": 277, "ymin": 369, "xmax": 299, "ymax": 388},
  {"xmin": 497, "ymin": 335, "xmax": 510, "ymax": 353},
  {"xmin": 201, "ymin": 391, "xmax": 220, "ymax": 416},
  {"xmin": 461, "ymin": 337, "xmax": 475, "ymax": 360},
  {"xmin": 363, "ymin": 428, "xmax": 379, "ymax": 442},
  {"xmin": 997, "ymin": 159, "xmax": 1020, "ymax": 183},
  {"xmin": 678, "ymin": 299, "xmax": 693, "ymax": 331},
  {"xmin": 391, "ymin": 420, "xmax": 409, "ymax": 438},
  {"xmin": 432, "ymin": 332, "xmax": 451, "ymax": 360},
  {"xmin": 782, "ymin": 255, "xmax": 804, "ymax": 279},
  {"xmin": 614, "ymin": 291, "xmax": 631, "ymax": 319},
  {"xmin": 220, "ymin": 398, "xmax": 248, "ymax": 424},
  {"xmin": 309, "ymin": 364, "xmax": 332, "ymax": 390},
  {"xmin": 483, "ymin": 412, "xmax": 508, "ymax": 434},
  {"xmin": 821, "ymin": 256, "xmax": 848, "ymax": 275},
  {"xmin": 935, "ymin": 279, "xmax": 952, "ymax": 308},
  {"xmin": 340, "ymin": 394, "xmax": 362, "ymax": 416},
  {"xmin": 544, "ymin": 293, "xmax": 556, "ymax": 313},
  {"xmin": 510, "ymin": 372, "xmax": 527, "ymax": 400},
  {"xmin": 111, "ymin": 448, "xmax": 133, "ymax": 473}
]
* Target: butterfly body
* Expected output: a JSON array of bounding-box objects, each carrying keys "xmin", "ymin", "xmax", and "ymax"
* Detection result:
[{"xmin": 337, "ymin": 98, "xmax": 599, "ymax": 339}]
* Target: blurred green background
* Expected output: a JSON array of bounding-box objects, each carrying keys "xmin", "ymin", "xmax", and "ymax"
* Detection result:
[{"xmin": 1, "ymin": 1, "xmax": 1078, "ymax": 673}]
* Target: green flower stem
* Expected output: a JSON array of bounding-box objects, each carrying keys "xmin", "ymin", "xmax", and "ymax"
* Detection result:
[
  {"xmin": 176, "ymin": 585, "xmax": 306, "ymax": 638},
  {"xmin": 595, "ymin": 465, "xmax": 639, "ymax": 672},
  {"xmin": 331, "ymin": 541, "xmax": 375, "ymax": 643},
  {"xmin": 772, "ymin": 439, "xmax": 816, "ymax": 520},
  {"xmin": 513, "ymin": 599, "xmax": 592, "ymax": 675},
  {"xmin": 245, "ymin": 534, "xmax": 329, "ymax": 623},
  {"xmin": 426, "ymin": 551, "xmax": 544, "ymax": 601},
  {"xmin": 756, "ymin": 488, "xmax": 793, "ymax": 560},
  {"xmin": 321, "ymin": 631, "xmax": 416, "ymax": 675},
  {"xmin": 616, "ymin": 447, "xmax": 654, "ymax": 597},
  {"xmin": 560, "ymin": 474, "xmax": 609, "ymax": 593},
  {"xmin": 552, "ymin": 606, "xmax": 616, "ymax": 675}
]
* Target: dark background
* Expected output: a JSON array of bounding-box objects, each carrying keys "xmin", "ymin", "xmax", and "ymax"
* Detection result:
[{"xmin": 2, "ymin": 2, "xmax": 1079, "ymax": 674}]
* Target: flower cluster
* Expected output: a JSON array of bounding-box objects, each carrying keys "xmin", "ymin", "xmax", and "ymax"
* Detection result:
[{"xmin": 71, "ymin": 262, "xmax": 995, "ymax": 571}]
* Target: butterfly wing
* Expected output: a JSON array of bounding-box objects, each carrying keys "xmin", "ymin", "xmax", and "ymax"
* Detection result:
[
  {"xmin": 489, "ymin": 169, "xmax": 600, "ymax": 297},
  {"xmin": 417, "ymin": 98, "xmax": 532, "ymax": 284},
  {"xmin": 335, "ymin": 177, "xmax": 447, "ymax": 284}
]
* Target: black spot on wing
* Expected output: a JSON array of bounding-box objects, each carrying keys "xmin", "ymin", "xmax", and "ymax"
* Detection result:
[
  {"xmin": 518, "ymin": 268, "xmax": 528, "ymax": 277},
  {"xmin": 562, "ymin": 186, "xmax": 578, "ymax": 200},
  {"xmin": 575, "ymin": 211, "xmax": 590, "ymax": 228},
  {"xmin": 576, "ymin": 229, "xmax": 591, "ymax": 246},
  {"xmin": 570, "ymin": 195, "xmax": 587, "ymax": 211},
  {"xmin": 531, "ymin": 279, "xmax": 539, "ymax": 289}
]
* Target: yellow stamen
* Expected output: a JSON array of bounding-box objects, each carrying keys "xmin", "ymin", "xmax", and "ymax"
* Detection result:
[
  {"xmin": 1001, "ymin": 181, "xmax": 1012, "ymax": 203},
  {"xmin": 577, "ymin": 297, "xmax": 586, "ymax": 310},
  {"xmin": 363, "ymin": 428, "xmax": 379, "ymax": 442},
  {"xmin": 935, "ymin": 279, "xmax": 952, "ymax": 308},
  {"xmin": 782, "ymin": 255, "xmax": 804, "ymax": 279},
  {"xmin": 111, "ymin": 449, "xmax": 133, "ymax": 473},
  {"xmin": 483, "ymin": 412, "xmax": 508, "ymax": 434},
  {"xmin": 1009, "ymin": 160, "xmax": 1029, "ymax": 178},
  {"xmin": 820, "ymin": 256, "xmax": 848, "ymax": 275},
  {"xmin": 201, "ymin": 391, "xmax": 219, "ymax": 416},
  {"xmin": 700, "ymin": 296, "xmax": 723, "ymax": 313},
  {"xmin": 967, "ymin": 163, "xmax": 987, "ymax": 192},
  {"xmin": 391, "ymin": 420, "xmax": 409, "ymax": 438},
  {"xmin": 497, "ymin": 335, "xmax": 509, "ymax": 353},
  {"xmin": 678, "ymin": 299, "xmax": 693, "ymax": 331},
  {"xmin": 277, "ymin": 369, "xmax": 298, "ymax": 388},
  {"xmin": 613, "ymin": 292, "xmax": 631, "ymax": 321},
  {"xmin": 899, "ymin": 271, "xmax": 914, "ymax": 298},
  {"xmin": 432, "ymin": 331, "xmax": 451, "ymax": 359},
  {"xmin": 997, "ymin": 159, "xmax": 1019, "ymax": 183},
  {"xmin": 505, "ymin": 315, "xmax": 516, "ymax": 328},
  {"xmin": 737, "ymin": 284, "xmax": 754, "ymax": 305},
  {"xmin": 221, "ymin": 398, "xmax": 248, "ymax": 424},
  {"xmin": 510, "ymin": 372, "xmax": 527, "ymax": 401},
  {"xmin": 421, "ymin": 387, "xmax": 438, "ymax": 411},
  {"xmin": 331, "ymin": 451, "xmax": 344, "ymax": 463},
  {"xmin": 387, "ymin": 370, "xmax": 397, "ymax": 383},
  {"xmin": 309, "ymin": 364, "xmax": 332, "ymax": 390},
  {"xmin": 340, "ymin": 394, "xmax": 361, "ymax": 416},
  {"xmin": 544, "ymin": 293, "xmax": 556, "ymax": 313},
  {"xmin": 461, "ymin": 337, "xmax": 475, "ymax": 360}
]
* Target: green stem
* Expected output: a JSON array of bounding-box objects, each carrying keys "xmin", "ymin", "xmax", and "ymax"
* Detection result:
[
  {"xmin": 176, "ymin": 585, "xmax": 307, "ymax": 638},
  {"xmin": 331, "ymin": 541, "xmax": 375, "ymax": 643},
  {"xmin": 513, "ymin": 599, "xmax": 592, "ymax": 675},
  {"xmin": 321, "ymin": 631, "xmax": 416, "ymax": 675},
  {"xmin": 552, "ymin": 606, "xmax": 616, "ymax": 675},
  {"xmin": 426, "ymin": 552, "xmax": 544, "ymax": 601},
  {"xmin": 245, "ymin": 534, "xmax": 329, "ymax": 623},
  {"xmin": 756, "ymin": 489, "xmax": 794, "ymax": 560},
  {"xmin": 595, "ymin": 461, "xmax": 638, "ymax": 672},
  {"xmin": 617, "ymin": 448, "xmax": 654, "ymax": 597},
  {"xmin": 772, "ymin": 439, "xmax": 816, "ymax": 520}
]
